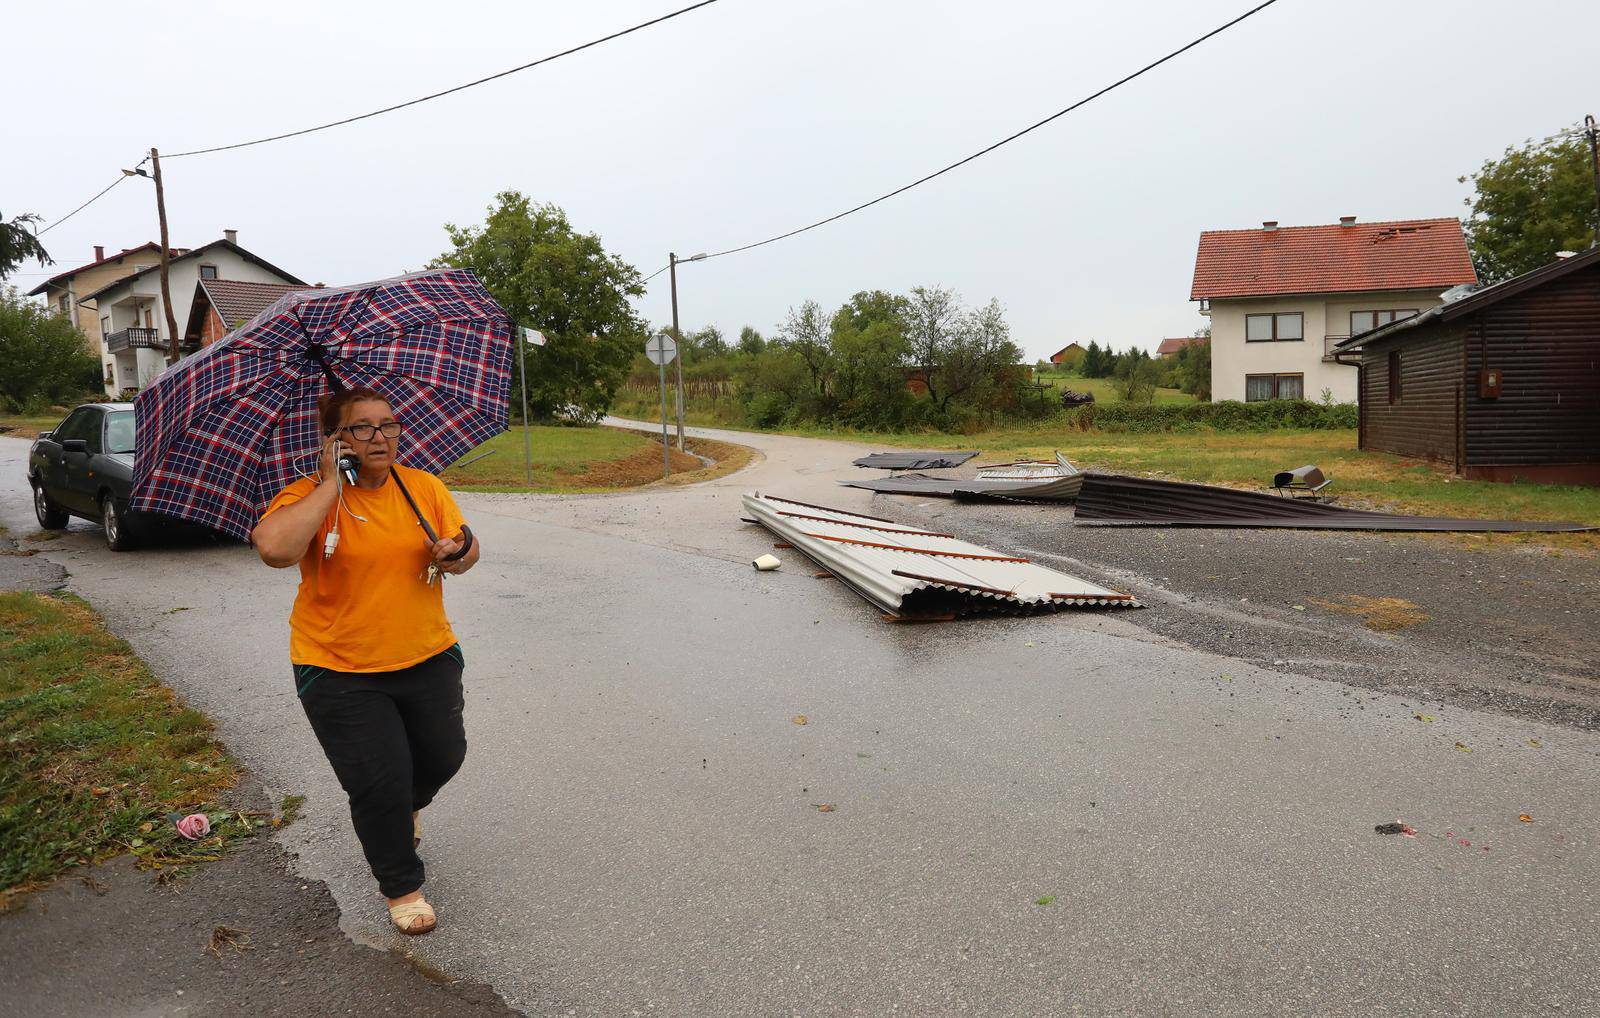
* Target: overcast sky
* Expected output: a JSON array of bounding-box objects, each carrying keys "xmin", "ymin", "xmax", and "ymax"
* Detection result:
[{"xmin": 8, "ymin": 0, "xmax": 1597, "ymax": 360}]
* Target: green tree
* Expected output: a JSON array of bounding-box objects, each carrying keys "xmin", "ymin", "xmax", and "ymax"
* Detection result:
[
  {"xmin": 829, "ymin": 300, "xmax": 912, "ymax": 426},
  {"xmin": 778, "ymin": 299, "xmax": 834, "ymax": 398},
  {"xmin": 937, "ymin": 298, "xmax": 1023, "ymax": 412},
  {"xmin": 1113, "ymin": 347, "xmax": 1159, "ymax": 403},
  {"xmin": 1080, "ymin": 340, "xmax": 1108, "ymax": 378},
  {"xmin": 904, "ymin": 285, "xmax": 963, "ymax": 406},
  {"xmin": 694, "ymin": 325, "xmax": 728, "ymax": 358},
  {"xmin": 737, "ymin": 325, "xmax": 766, "ymax": 356},
  {"xmin": 0, "ymin": 211, "xmax": 52, "ymax": 281},
  {"xmin": 1460, "ymin": 128, "xmax": 1599, "ymax": 283},
  {"xmin": 1172, "ymin": 338, "xmax": 1212, "ymax": 400},
  {"xmin": 432, "ymin": 192, "xmax": 647, "ymax": 423},
  {"xmin": 0, "ymin": 286, "xmax": 99, "ymax": 411}
]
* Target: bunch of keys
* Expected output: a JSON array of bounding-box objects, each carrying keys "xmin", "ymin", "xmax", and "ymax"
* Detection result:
[{"xmin": 421, "ymin": 561, "xmax": 441, "ymax": 588}]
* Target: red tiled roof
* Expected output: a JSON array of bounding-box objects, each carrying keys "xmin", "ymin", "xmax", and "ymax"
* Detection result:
[
  {"xmin": 1190, "ymin": 218, "xmax": 1477, "ymax": 300},
  {"xmin": 1156, "ymin": 336, "xmax": 1201, "ymax": 356},
  {"xmin": 24, "ymin": 242, "xmax": 184, "ymax": 296},
  {"xmin": 197, "ymin": 278, "xmax": 311, "ymax": 329}
]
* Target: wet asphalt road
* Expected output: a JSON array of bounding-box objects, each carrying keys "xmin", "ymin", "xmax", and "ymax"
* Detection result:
[{"xmin": 4, "ymin": 430, "xmax": 1598, "ymax": 1016}]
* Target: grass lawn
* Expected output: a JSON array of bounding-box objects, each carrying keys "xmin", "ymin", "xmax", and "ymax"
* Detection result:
[
  {"xmin": 0, "ymin": 591, "xmax": 266, "ymax": 903},
  {"xmin": 0, "ymin": 415, "xmax": 66, "ymax": 440},
  {"xmin": 1031, "ymin": 370, "xmax": 1196, "ymax": 406},
  {"xmin": 441, "ymin": 424, "xmax": 754, "ymax": 493}
]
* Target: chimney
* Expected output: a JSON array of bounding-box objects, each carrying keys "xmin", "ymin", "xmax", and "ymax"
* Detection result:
[
  {"xmin": 224, "ymin": 229, "xmax": 238, "ymax": 245},
  {"xmin": 1261, "ymin": 220, "xmax": 1278, "ymax": 232},
  {"xmin": 94, "ymin": 244, "xmax": 105, "ymax": 261},
  {"xmin": 1339, "ymin": 215, "xmax": 1357, "ymax": 227}
]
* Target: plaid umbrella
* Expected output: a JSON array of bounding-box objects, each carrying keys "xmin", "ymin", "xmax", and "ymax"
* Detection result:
[{"xmin": 130, "ymin": 268, "xmax": 513, "ymax": 540}]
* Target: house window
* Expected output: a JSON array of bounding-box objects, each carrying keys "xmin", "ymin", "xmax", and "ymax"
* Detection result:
[
  {"xmin": 58, "ymin": 296, "xmax": 71, "ymax": 318},
  {"xmin": 1388, "ymin": 351, "xmax": 1402, "ymax": 402},
  {"xmin": 199, "ymin": 264, "xmax": 219, "ymax": 279},
  {"xmin": 100, "ymin": 316, "xmax": 111, "ymax": 338},
  {"xmin": 1245, "ymin": 373, "xmax": 1304, "ymax": 401},
  {"xmin": 1245, "ymin": 312, "xmax": 1303, "ymax": 342},
  {"xmin": 1351, "ymin": 309, "xmax": 1419, "ymax": 335}
]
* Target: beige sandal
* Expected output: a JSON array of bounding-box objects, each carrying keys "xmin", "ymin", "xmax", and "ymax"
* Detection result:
[{"xmin": 388, "ymin": 897, "xmax": 436, "ymax": 935}]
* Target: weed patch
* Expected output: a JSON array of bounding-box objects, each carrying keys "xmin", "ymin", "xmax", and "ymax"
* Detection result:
[{"xmin": 0, "ymin": 592, "xmax": 253, "ymax": 901}]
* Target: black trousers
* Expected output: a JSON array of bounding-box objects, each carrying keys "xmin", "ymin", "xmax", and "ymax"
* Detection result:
[{"xmin": 294, "ymin": 645, "xmax": 467, "ymax": 898}]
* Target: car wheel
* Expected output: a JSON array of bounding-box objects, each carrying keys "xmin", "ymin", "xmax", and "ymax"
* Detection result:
[
  {"xmin": 33, "ymin": 482, "xmax": 71, "ymax": 529},
  {"xmin": 102, "ymin": 495, "xmax": 138, "ymax": 552}
]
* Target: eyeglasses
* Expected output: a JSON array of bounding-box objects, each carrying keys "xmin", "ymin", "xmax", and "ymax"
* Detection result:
[{"xmin": 342, "ymin": 422, "xmax": 403, "ymax": 441}]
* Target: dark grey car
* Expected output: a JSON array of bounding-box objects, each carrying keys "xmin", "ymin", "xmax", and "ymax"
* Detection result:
[{"xmin": 27, "ymin": 403, "xmax": 150, "ymax": 551}]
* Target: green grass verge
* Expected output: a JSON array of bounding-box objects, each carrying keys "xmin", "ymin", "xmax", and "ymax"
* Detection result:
[
  {"xmin": 1030, "ymin": 370, "xmax": 1197, "ymax": 405},
  {"xmin": 442, "ymin": 424, "xmax": 747, "ymax": 492},
  {"xmin": 0, "ymin": 592, "xmax": 259, "ymax": 900}
]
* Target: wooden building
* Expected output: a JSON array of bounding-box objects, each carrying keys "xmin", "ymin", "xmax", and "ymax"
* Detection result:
[{"xmin": 1333, "ymin": 247, "xmax": 1600, "ymax": 485}]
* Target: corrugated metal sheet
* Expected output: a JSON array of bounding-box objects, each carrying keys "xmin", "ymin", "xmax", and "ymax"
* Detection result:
[
  {"xmin": 1072, "ymin": 474, "xmax": 1593, "ymax": 532},
  {"xmin": 853, "ymin": 450, "xmax": 978, "ymax": 470},
  {"xmin": 743, "ymin": 493, "xmax": 1140, "ymax": 619},
  {"xmin": 843, "ymin": 472, "xmax": 1084, "ymax": 502},
  {"xmin": 975, "ymin": 451, "xmax": 1080, "ymax": 481}
]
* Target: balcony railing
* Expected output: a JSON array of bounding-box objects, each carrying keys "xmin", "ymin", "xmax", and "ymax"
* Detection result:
[
  {"xmin": 105, "ymin": 327, "xmax": 163, "ymax": 354},
  {"xmin": 1323, "ymin": 335, "xmax": 1350, "ymax": 362}
]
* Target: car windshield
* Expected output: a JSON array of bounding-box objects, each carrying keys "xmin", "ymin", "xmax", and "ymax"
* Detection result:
[{"xmin": 104, "ymin": 411, "xmax": 135, "ymax": 455}]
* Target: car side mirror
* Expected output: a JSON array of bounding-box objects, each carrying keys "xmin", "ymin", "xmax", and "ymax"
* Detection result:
[
  {"xmin": 61, "ymin": 439, "xmax": 90, "ymax": 454},
  {"xmin": 38, "ymin": 431, "xmax": 53, "ymax": 441}
]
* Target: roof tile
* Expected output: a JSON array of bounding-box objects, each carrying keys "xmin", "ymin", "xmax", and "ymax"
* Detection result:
[{"xmin": 1191, "ymin": 218, "xmax": 1477, "ymax": 300}]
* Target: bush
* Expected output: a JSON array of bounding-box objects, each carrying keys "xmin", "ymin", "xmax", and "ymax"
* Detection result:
[
  {"xmin": 0, "ymin": 287, "xmax": 101, "ymax": 412},
  {"xmin": 1063, "ymin": 399, "xmax": 1356, "ymax": 433}
]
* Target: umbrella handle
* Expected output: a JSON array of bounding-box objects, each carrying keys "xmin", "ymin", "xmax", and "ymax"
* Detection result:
[{"xmin": 387, "ymin": 467, "xmax": 472, "ymax": 561}]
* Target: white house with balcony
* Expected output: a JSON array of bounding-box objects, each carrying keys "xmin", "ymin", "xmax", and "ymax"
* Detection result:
[
  {"xmin": 1191, "ymin": 217, "xmax": 1478, "ymax": 403},
  {"xmin": 77, "ymin": 231, "xmax": 306, "ymax": 395}
]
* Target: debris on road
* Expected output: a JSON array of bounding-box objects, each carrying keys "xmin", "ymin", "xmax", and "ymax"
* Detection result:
[
  {"xmin": 813, "ymin": 803, "xmax": 836, "ymax": 813},
  {"xmin": 1374, "ymin": 822, "xmax": 1418, "ymax": 837},
  {"xmin": 1271, "ymin": 464, "xmax": 1334, "ymax": 500},
  {"xmin": 852, "ymin": 450, "xmax": 978, "ymax": 470},
  {"xmin": 742, "ymin": 493, "xmax": 1139, "ymax": 619},
  {"xmin": 793, "ymin": 715, "xmax": 808, "ymax": 726},
  {"xmin": 1072, "ymin": 473, "xmax": 1592, "ymax": 532},
  {"xmin": 752, "ymin": 554, "xmax": 782, "ymax": 571},
  {"xmin": 1519, "ymin": 814, "xmax": 1534, "ymax": 823},
  {"xmin": 844, "ymin": 452, "xmax": 1084, "ymax": 502}
]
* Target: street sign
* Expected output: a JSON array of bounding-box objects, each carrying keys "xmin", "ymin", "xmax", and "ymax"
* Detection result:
[
  {"xmin": 644, "ymin": 332, "xmax": 677, "ymax": 366},
  {"xmin": 522, "ymin": 327, "xmax": 546, "ymax": 347}
]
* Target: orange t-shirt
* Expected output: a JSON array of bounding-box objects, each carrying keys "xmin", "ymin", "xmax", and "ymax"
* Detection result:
[{"xmin": 260, "ymin": 465, "xmax": 466, "ymax": 673}]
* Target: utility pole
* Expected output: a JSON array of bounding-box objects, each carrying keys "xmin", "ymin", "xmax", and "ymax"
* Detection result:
[
  {"xmin": 150, "ymin": 148, "xmax": 181, "ymax": 363},
  {"xmin": 1586, "ymin": 115, "xmax": 1600, "ymax": 248},
  {"xmin": 668, "ymin": 252, "xmax": 685, "ymax": 450}
]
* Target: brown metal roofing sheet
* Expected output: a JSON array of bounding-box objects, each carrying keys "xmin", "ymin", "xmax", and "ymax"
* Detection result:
[{"xmin": 1072, "ymin": 474, "xmax": 1592, "ymax": 532}]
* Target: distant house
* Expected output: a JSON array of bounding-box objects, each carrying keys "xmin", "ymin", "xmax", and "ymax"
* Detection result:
[
  {"xmin": 77, "ymin": 231, "xmax": 306, "ymax": 394},
  {"xmin": 1191, "ymin": 217, "xmax": 1477, "ymax": 403},
  {"xmin": 1156, "ymin": 337, "xmax": 1201, "ymax": 360},
  {"xmin": 185, "ymin": 278, "xmax": 314, "ymax": 349},
  {"xmin": 1332, "ymin": 246, "xmax": 1600, "ymax": 486},
  {"xmin": 26, "ymin": 243, "xmax": 184, "ymax": 387},
  {"xmin": 1049, "ymin": 342, "xmax": 1085, "ymax": 367}
]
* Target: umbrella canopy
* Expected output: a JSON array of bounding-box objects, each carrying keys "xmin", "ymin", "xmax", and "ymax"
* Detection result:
[{"xmin": 131, "ymin": 268, "xmax": 513, "ymax": 540}]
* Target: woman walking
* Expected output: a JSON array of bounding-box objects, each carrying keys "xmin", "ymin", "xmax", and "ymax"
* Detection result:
[{"xmin": 253, "ymin": 386, "xmax": 480, "ymax": 935}]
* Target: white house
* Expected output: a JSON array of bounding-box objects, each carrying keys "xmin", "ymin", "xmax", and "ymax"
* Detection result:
[
  {"xmin": 77, "ymin": 231, "xmax": 306, "ymax": 395},
  {"xmin": 1191, "ymin": 217, "xmax": 1478, "ymax": 403}
]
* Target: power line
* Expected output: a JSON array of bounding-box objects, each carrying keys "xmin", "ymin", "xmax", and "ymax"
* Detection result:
[
  {"xmin": 696, "ymin": 0, "xmax": 1283, "ymax": 262},
  {"xmin": 165, "ymin": 0, "xmax": 726, "ymax": 159},
  {"xmin": 38, "ymin": 176, "xmax": 126, "ymax": 236}
]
